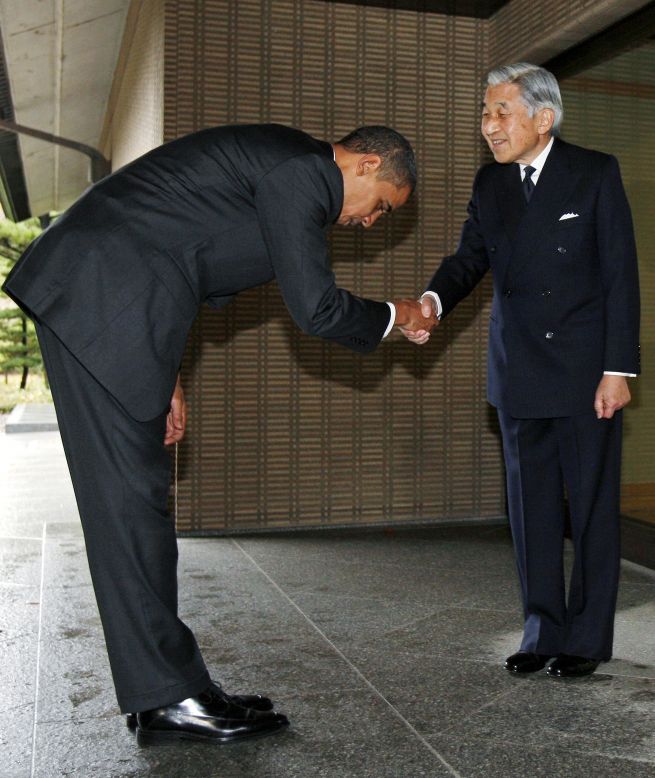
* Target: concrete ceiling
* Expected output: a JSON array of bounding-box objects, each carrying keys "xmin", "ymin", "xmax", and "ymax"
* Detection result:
[{"xmin": 0, "ymin": 0, "xmax": 129, "ymax": 216}]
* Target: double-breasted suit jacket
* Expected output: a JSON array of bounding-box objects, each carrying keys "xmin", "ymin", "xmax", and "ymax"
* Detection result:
[
  {"xmin": 3, "ymin": 124, "xmax": 391, "ymax": 421},
  {"xmin": 427, "ymin": 137, "xmax": 641, "ymax": 416}
]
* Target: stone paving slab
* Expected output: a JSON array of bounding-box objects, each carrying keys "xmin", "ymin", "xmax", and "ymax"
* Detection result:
[{"xmin": 2, "ymin": 428, "xmax": 655, "ymax": 777}]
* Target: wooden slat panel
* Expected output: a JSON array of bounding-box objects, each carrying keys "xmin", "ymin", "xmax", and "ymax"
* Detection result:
[{"xmin": 164, "ymin": 0, "xmax": 506, "ymax": 533}]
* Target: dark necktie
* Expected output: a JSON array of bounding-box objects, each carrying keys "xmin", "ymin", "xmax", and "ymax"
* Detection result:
[{"xmin": 523, "ymin": 165, "xmax": 536, "ymax": 202}]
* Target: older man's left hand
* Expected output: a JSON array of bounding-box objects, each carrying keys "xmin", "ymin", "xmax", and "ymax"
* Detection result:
[{"xmin": 594, "ymin": 374, "xmax": 631, "ymax": 420}]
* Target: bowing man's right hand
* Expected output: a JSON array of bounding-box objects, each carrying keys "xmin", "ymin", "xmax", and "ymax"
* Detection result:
[{"xmin": 165, "ymin": 374, "xmax": 187, "ymax": 445}]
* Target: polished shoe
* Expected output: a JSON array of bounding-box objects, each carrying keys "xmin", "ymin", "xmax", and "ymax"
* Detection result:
[
  {"xmin": 504, "ymin": 651, "xmax": 552, "ymax": 674},
  {"xmin": 126, "ymin": 682, "xmax": 274, "ymax": 730},
  {"xmin": 546, "ymin": 654, "xmax": 600, "ymax": 678},
  {"xmin": 134, "ymin": 683, "xmax": 288, "ymax": 744}
]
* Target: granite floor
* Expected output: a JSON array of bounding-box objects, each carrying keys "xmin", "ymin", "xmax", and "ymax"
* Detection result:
[{"xmin": 2, "ymin": 429, "xmax": 655, "ymax": 778}]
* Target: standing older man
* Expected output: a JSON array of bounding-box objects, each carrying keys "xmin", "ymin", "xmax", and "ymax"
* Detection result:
[
  {"xmin": 406, "ymin": 64, "xmax": 640, "ymax": 677},
  {"xmin": 3, "ymin": 124, "xmax": 436, "ymax": 744}
]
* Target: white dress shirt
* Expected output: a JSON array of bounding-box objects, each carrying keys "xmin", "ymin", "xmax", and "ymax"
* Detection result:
[
  {"xmin": 383, "ymin": 302, "xmax": 395, "ymax": 337},
  {"xmin": 519, "ymin": 135, "xmax": 554, "ymax": 185}
]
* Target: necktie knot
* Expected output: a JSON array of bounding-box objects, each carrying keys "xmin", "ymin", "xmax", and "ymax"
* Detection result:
[{"xmin": 523, "ymin": 165, "xmax": 536, "ymax": 202}]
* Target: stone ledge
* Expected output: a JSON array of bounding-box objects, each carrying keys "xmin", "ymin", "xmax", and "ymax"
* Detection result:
[{"xmin": 5, "ymin": 403, "xmax": 59, "ymax": 434}]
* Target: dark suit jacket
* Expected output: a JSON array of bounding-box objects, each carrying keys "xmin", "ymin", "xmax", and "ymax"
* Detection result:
[
  {"xmin": 426, "ymin": 138, "xmax": 640, "ymax": 418},
  {"xmin": 3, "ymin": 124, "xmax": 391, "ymax": 421}
]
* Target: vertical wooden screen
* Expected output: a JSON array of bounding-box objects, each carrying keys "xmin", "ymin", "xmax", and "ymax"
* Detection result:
[{"xmin": 164, "ymin": 0, "xmax": 506, "ymax": 533}]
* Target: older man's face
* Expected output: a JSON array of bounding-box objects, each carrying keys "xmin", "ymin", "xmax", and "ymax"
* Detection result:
[
  {"xmin": 337, "ymin": 157, "xmax": 410, "ymax": 228},
  {"xmin": 481, "ymin": 82, "xmax": 549, "ymax": 165}
]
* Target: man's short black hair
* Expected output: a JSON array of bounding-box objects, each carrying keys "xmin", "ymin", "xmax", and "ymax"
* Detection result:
[{"xmin": 336, "ymin": 126, "xmax": 417, "ymax": 192}]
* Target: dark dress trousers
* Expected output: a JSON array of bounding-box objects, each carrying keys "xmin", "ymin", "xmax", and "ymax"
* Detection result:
[
  {"xmin": 2, "ymin": 124, "xmax": 391, "ymax": 711},
  {"xmin": 426, "ymin": 138, "xmax": 640, "ymax": 659}
]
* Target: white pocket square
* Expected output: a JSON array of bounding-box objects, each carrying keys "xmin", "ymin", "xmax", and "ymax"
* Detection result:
[{"xmin": 559, "ymin": 212, "xmax": 579, "ymax": 221}]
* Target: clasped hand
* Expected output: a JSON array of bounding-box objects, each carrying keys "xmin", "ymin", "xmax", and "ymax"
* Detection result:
[{"xmin": 393, "ymin": 298, "xmax": 438, "ymax": 344}]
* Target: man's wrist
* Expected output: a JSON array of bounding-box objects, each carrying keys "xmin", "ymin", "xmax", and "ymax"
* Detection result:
[
  {"xmin": 421, "ymin": 291, "xmax": 442, "ymax": 319},
  {"xmin": 382, "ymin": 301, "xmax": 396, "ymax": 338},
  {"xmin": 392, "ymin": 299, "xmax": 415, "ymax": 328}
]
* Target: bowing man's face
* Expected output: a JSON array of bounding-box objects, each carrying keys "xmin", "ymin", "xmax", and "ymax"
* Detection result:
[
  {"xmin": 337, "ymin": 154, "xmax": 410, "ymax": 228},
  {"xmin": 481, "ymin": 82, "xmax": 553, "ymax": 165}
]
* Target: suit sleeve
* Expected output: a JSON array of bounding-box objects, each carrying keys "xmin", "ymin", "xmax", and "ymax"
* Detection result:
[
  {"xmin": 424, "ymin": 170, "xmax": 490, "ymax": 317},
  {"xmin": 596, "ymin": 155, "xmax": 641, "ymax": 374},
  {"xmin": 254, "ymin": 155, "xmax": 391, "ymax": 353}
]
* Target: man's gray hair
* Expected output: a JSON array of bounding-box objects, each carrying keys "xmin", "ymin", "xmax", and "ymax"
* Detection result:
[{"xmin": 487, "ymin": 63, "xmax": 563, "ymax": 136}]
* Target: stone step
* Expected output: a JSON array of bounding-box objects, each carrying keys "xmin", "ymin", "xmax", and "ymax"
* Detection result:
[{"xmin": 5, "ymin": 403, "xmax": 59, "ymax": 433}]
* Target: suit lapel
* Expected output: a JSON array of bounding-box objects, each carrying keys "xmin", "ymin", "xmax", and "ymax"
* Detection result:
[
  {"xmin": 504, "ymin": 139, "xmax": 581, "ymax": 284},
  {"xmin": 494, "ymin": 162, "xmax": 526, "ymax": 241}
]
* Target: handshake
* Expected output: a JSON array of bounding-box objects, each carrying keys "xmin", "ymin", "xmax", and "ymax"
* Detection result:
[{"xmin": 392, "ymin": 297, "xmax": 438, "ymax": 345}]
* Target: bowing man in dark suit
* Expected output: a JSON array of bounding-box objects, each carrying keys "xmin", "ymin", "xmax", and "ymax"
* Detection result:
[
  {"xmin": 2, "ymin": 124, "xmax": 437, "ymax": 744},
  {"xmin": 404, "ymin": 64, "xmax": 640, "ymax": 678}
]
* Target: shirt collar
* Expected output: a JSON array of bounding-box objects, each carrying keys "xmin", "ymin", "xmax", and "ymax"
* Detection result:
[{"xmin": 519, "ymin": 136, "xmax": 554, "ymax": 178}]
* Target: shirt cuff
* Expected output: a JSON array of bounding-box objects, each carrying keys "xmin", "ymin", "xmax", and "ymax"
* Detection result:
[
  {"xmin": 383, "ymin": 302, "xmax": 396, "ymax": 338},
  {"xmin": 604, "ymin": 371, "xmax": 637, "ymax": 377},
  {"xmin": 420, "ymin": 291, "xmax": 443, "ymax": 319}
]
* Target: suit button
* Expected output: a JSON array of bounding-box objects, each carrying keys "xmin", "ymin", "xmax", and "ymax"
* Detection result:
[
  {"xmin": 490, "ymin": 246, "xmax": 497, "ymax": 253},
  {"xmin": 504, "ymin": 289, "xmax": 511, "ymax": 297},
  {"xmin": 541, "ymin": 289, "xmax": 551, "ymax": 296},
  {"xmin": 557, "ymin": 246, "xmax": 567, "ymax": 254},
  {"xmin": 545, "ymin": 331, "xmax": 555, "ymax": 339}
]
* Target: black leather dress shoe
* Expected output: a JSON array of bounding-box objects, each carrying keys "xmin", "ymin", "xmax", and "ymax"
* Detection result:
[
  {"xmin": 134, "ymin": 684, "xmax": 288, "ymax": 745},
  {"xmin": 546, "ymin": 655, "xmax": 600, "ymax": 678},
  {"xmin": 126, "ymin": 682, "xmax": 274, "ymax": 730},
  {"xmin": 504, "ymin": 651, "xmax": 552, "ymax": 674}
]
